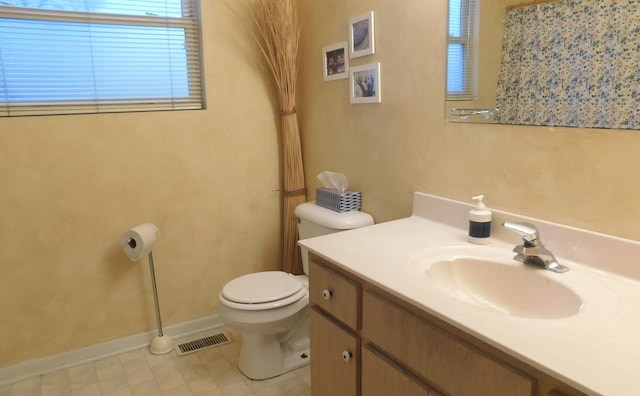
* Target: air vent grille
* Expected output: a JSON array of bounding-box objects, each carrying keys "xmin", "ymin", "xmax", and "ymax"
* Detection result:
[{"xmin": 175, "ymin": 330, "xmax": 232, "ymax": 356}]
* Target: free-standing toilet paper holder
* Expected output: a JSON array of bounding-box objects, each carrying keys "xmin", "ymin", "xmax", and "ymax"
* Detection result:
[
  {"xmin": 145, "ymin": 249, "xmax": 173, "ymax": 354},
  {"xmin": 123, "ymin": 234, "xmax": 173, "ymax": 355}
]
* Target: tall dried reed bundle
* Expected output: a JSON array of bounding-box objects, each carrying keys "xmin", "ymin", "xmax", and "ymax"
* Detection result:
[{"xmin": 252, "ymin": 0, "xmax": 306, "ymax": 274}]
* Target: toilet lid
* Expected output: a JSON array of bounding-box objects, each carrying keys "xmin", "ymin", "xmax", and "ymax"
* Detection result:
[{"xmin": 221, "ymin": 271, "xmax": 303, "ymax": 304}]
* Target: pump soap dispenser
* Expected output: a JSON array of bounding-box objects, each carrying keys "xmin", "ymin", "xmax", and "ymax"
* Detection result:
[{"xmin": 468, "ymin": 195, "xmax": 492, "ymax": 244}]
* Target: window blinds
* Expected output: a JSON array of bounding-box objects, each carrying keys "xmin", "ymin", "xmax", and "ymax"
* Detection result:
[
  {"xmin": 446, "ymin": 0, "xmax": 477, "ymax": 101},
  {"xmin": 0, "ymin": 0, "xmax": 204, "ymax": 117}
]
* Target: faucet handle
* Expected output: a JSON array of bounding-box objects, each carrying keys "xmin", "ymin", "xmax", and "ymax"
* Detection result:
[
  {"xmin": 502, "ymin": 222, "xmax": 539, "ymax": 244},
  {"xmin": 503, "ymin": 221, "xmax": 569, "ymax": 273}
]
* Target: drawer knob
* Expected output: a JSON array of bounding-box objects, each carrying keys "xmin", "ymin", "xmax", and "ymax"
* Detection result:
[
  {"xmin": 322, "ymin": 289, "xmax": 333, "ymax": 300},
  {"xmin": 341, "ymin": 350, "xmax": 352, "ymax": 362}
]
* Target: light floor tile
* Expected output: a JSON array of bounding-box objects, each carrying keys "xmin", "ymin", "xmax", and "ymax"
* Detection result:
[
  {"xmin": 243, "ymin": 378, "xmax": 277, "ymax": 393},
  {"xmin": 186, "ymin": 376, "xmax": 220, "ymax": 396},
  {"xmin": 94, "ymin": 358, "xmax": 125, "ymax": 383},
  {"xmin": 219, "ymin": 381, "xmax": 253, "ymax": 396},
  {"xmin": 11, "ymin": 377, "xmax": 40, "ymax": 393},
  {"xmin": 123, "ymin": 366, "xmax": 154, "ymax": 388},
  {"xmin": 272, "ymin": 372, "xmax": 308, "ymax": 396},
  {"xmin": 129, "ymin": 380, "xmax": 161, "ymax": 396},
  {"xmin": 102, "ymin": 389, "xmax": 132, "ymax": 396},
  {"xmin": 40, "ymin": 370, "xmax": 70, "ymax": 396},
  {"xmin": 3, "ymin": 328, "xmax": 310, "ymax": 396},
  {"xmin": 67, "ymin": 363, "xmax": 97, "ymax": 389},
  {"xmin": 254, "ymin": 386, "xmax": 286, "ymax": 396},
  {"xmin": 70, "ymin": 382, "xmax": 101, "ymax": 396},
  {"xmin": 98, "ymin": 375, "xmax": 129, "ymax": 395},
  {"xmin": 150, "ymin": 364, "xmax": 186, "ymax": 390},
  {"xmin": 178, "ymin": 364, "xmax": 211, "ymax": 383},
  {"xmin": 161, "ymin": 383, "xmax": 193, "ymax": 396}
]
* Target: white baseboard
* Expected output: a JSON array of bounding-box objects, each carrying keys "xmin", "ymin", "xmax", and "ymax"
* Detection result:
[{"xmin": 0, "ymin": 314, "xmax": 224, "ymax": 388}]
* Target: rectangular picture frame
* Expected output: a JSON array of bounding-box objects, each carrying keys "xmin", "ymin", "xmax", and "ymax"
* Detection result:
[
  {"xmin": 349, "ymin": 11, "xmax": 375, "ymax": 58},
  {"xmin": 323, "ymin": 41, "xmax": 349, "ymax": 81},
  {"xmin": 350, "ymin": 63, "xmax": 381, "ymax": 104}
]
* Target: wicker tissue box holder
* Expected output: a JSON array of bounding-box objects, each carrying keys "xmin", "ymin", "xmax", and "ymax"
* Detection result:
[{"xmin": 315, "ymin": 188, "xmax": 362, "ymax": 212}]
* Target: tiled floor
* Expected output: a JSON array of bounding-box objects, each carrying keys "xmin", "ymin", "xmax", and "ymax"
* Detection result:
[{"xmin": 0, "ymin": 330, "xmax": 310, "ymax": 396}]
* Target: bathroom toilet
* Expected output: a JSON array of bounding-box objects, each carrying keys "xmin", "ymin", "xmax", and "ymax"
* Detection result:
[{"xmin": 218, "ymin": 202, "xmax": 374, "ymax": 380}]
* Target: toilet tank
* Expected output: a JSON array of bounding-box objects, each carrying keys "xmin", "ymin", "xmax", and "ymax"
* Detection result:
[{"xmin": 294, "ymin": 202, "xmax": 374, "ymax": 275}]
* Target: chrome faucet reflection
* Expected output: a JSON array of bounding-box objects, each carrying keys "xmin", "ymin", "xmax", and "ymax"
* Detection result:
[{"xmin": 502, "ymin": 222, "xmax": 569, "ymax": 273}]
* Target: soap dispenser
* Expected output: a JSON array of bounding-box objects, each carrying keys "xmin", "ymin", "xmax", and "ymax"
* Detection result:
[{"xmin": 468, "ymin": 195, "xmax": 492, "ymax": 244}]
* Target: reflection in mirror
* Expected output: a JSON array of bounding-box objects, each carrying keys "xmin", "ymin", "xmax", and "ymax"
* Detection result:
[
  {"xmin": 446, "ymin": 0, "xmax": 478, "ymax": 101},
  {"xmin": 445, "ymin": 0, "xmax": 640, "ymax": 130}
]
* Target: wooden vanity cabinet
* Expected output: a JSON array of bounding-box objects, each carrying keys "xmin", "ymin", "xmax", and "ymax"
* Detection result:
[
  {"xmin": 309, "ymin": 253, "xmax": 587, "ymax": 396},
  {"xmin": 362, "ymin": 345, "xmax": 436, "ymax": 396},
  {"xmin": 309, "ymin": 257, "xmax": 361, "ymax": 396},
  {"xmin": 310, "ymin": 308, "xmax": 359, "ymax": 396},
  {"xmin": 363, "ymin": 289, "xmax": 532, "ymax": 395}
]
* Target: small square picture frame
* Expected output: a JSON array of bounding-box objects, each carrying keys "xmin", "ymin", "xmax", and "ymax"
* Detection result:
[
  {"xmin": 350, "ymin": 63, "xmax": 381, "ymax": 104},
  {"xmin": 349, "ymin": 11, "xmax": 375, "ymax": 58},
  {"xmin": 322, "ymin": 41, "xmax": 349, "ymax": 81}
]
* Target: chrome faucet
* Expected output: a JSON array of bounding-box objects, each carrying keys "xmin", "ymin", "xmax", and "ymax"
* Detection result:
[{"xmin": 502, "ymin": 222, "xmax": 569, "ymax": 273}]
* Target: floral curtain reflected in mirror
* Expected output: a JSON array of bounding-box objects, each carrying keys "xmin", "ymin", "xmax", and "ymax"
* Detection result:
[{"xmin": 495, "ymin": 0, "xmax": 640, "ymax": 129}]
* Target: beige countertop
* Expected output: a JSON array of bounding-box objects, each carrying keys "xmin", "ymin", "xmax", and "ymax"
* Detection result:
[{"xmin": 299, "ymin": 192, "xmax": 640, "ymax": 396}]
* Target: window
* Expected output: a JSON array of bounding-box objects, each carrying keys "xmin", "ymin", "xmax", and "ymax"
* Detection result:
[
  {"xmin": 447, "ymin": 0, "xmax": 477, "ymax": 100},
  {"xmin": 0, "ymin": 0, "xmax": 204, "ymax": 116}
]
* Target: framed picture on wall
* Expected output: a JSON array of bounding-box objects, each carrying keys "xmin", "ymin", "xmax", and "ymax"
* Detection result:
[
  {"xmin": 349, "ymin": 11, "xmax": 375, "ymax": 58},
  {"xmin": 323, "ymin": 41, "xmax": 349, "ymax": 81},
  {"xmin": 350, "ymin": 63, "xmax": 381, "ymax": 104}
]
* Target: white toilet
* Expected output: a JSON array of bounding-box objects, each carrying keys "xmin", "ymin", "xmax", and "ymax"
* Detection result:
[{"xmin": 218, "ymin": 202, "xmax": 374, "ymax": 380}]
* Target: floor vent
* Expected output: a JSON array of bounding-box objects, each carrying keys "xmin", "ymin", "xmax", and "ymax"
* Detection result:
[{"xmin": 175, "ymin": 330, "xmax": 232, "ymax": 356}]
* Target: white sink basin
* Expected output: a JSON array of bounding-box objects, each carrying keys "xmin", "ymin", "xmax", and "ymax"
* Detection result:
[
  {"xmin": 425, "ymin": 257, "xmax": 583, "ymax": 319},
  {"xmin": 408, "ymin": 246, "xmax": 586, "ymax": 319}
]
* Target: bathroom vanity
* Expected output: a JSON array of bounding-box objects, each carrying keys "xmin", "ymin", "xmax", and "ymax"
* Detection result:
[
  {"xmin": 310, "ymin": 253, "xmax": 580, "ymax": 395},
  {"xmin": 300, "ymin": 193, "xmax": 640, "ymax": 395}
]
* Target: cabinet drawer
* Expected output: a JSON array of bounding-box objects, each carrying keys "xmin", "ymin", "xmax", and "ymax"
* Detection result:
[
  {"xmin": 363, "ymin": 290, "xmax": 534, "ymax": 396},
  {"xmin": 309, "ymin": 259, "xmax": 360, "ymax": 329},
  {"xmin": 310, "ymin": 307, "xmax": 358, "ymax": 396},
  {"xmin": 362, "ymin": 345, "xmax": 431, "ymax": 396}
]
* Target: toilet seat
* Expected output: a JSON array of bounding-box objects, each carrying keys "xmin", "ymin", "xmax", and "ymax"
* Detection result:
[{"xmin": 220, "ymin": 271, "xmax": 306, "ymax": 311}]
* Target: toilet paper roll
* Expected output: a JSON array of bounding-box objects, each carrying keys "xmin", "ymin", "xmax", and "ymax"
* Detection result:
[{"xmin": 120, "ymin": 223, "xmax": 159, "ymax": 262}]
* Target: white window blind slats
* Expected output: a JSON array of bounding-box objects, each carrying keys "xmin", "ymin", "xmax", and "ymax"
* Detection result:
[
  {"xmin": 446, "ymin": 0, "xmax": 477, "ymax": 101},
  {"xmin": 0, "ymin": 0, "xmax": 203, "ymax": 117},
  {"xmin": 2, "ymin": 98, "xmax": 202, "ymax": 117},
  {"xmin": 0, "ymin": 2, "xmax": 195, "ymax": 19}
]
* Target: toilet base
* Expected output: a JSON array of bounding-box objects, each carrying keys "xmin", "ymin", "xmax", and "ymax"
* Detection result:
[{"xmin": 238, "ymin": 333, "xmax": 310, "ymax": 380}]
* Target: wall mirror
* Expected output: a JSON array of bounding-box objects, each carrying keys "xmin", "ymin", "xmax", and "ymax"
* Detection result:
[{"xmin": 445, "ymin": 0, "xmax": 640, "ymax": 130}]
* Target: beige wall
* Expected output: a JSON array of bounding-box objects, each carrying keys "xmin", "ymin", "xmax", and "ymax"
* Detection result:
[
  {"xmin": 3, "ymin": 0, "xmax": 640, "ymax": 370},
  {"xmin": 297, "ymin": 0, "xmax": 640, "ymax": 239},
  {"xmin": 0, "ymin": 1, "xmax": 283, "ymax": 368}
]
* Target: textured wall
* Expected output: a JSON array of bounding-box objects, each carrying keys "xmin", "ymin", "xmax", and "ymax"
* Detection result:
[
  {"xmin": 0, "ymin": 1, "xmax": 283, "ymax": 368},
  {"xmin": 297, "ymin": 0, "xmax": 640, "ymax": 240},
  {"xmin": 3, "ymin": 0, "xmax": 640, "ymax": 370}
]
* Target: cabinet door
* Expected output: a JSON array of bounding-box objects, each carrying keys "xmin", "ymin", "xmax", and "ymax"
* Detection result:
[
  {"xmin": 363, "ymin": 290, "xmax": 534, "ymax": 396},
  {"xmin": 362, "ymin": 345, "xmax": 431, "ymax": 396},
  {"xmin": 310, "ymin": 307, "xmax": 358, "ymax": 396}
]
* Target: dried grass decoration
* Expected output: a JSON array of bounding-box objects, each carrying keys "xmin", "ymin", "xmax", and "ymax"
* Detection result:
[{"xmin": 253, "ymin": 0, "xmax": 306, "ymax": 274}]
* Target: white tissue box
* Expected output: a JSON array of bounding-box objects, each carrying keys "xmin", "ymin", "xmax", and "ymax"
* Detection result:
[{"xmin": 316, "ymin": 188, "xmax": 362, "ymax": 212}]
